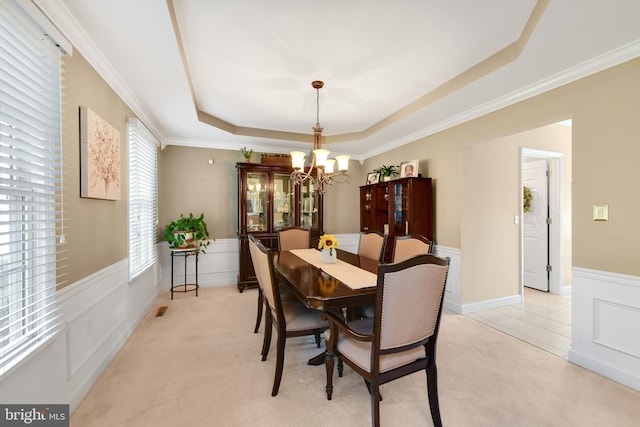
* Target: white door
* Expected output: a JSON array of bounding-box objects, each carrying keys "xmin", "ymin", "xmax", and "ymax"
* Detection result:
[{"xmin": 523, "ymin": 159, "xmax": 549, "ymax": 291}]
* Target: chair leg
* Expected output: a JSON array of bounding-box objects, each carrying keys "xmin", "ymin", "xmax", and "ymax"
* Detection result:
[
  {"xmin": 271, "ymin": 332, "xmax": 286, "ymax": 396},
  {"xmin": 254, "ymin": 288, "xmax": 263, "ymax": 333},
  {"xmin": 426, "ymin": 364, "xmax": 443, "ymax": 427},
  {"xmin": 261, "ymin": 310, "xmax": 272, "ymax": 361},
  {"xmin": 338, "ymin": 359, "xmax": 343, "ymax": 377},
  {"xmin": 370, "ymin": 380, "xmax": 382, "ymax": 427},
  {"xmin": 314, "ymin": 331, "xmax": 321, "ymax": 347},
  {"xmin": 325, "ymin": 352, "xmax": 335, "ymax": 400},
  {"xmin": 364, "ymin": 379, "xmax": 382, "ymax": 401}
]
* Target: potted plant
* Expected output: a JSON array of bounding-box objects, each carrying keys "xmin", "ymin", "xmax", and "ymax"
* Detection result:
[
  {"xmin": 373, "ymin": 164, "xmax": 399, "ymax": 181},
  {"xmin": 164, "ymin": 213, "xmax": 212, "ymax": 253},
  {"xmin": 240, "ymin": 146, "xmax": 253, "ymax": 162}
]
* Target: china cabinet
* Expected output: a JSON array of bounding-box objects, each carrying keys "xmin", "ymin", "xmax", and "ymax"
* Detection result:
[
  {"xmin": 360, "ymin": 177, "xmax": 432, "ymax": 262},
  {"xmin": 237, "ymin": 162, "xmax": 323, "ymax": 291}
]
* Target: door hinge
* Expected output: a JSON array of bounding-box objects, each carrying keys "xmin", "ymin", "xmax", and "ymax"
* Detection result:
[
  {"xmin": 546, "ymin": 265, "xmax": 552, "ymax": 272},
  {"xmin": 546, "ymin": 218, "xmax": 552, "ymax": 225}
]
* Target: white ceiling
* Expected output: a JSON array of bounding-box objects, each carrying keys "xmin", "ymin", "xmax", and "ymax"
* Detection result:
[{"xmin": 38, "ymin": 0, "xmax": 640, "ymax": 160}]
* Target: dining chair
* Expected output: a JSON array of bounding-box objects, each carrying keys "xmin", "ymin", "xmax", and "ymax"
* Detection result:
[
  {"xmin": 248, "ymin": 234, "xmax": 327, "ymax": 396},
  {"xmin": 392, "ymin": 233, "xmax": 433, "ymax": 262},
  {"xmin": 360, "ymin": 234, "xmax": 434, "ymax": 319},
  {"xmin": 278, "ymin": 226, "xmax": 310, "ymax": 251},
  {"xmin": 323, "ymin": 254, "xmax": 450, "ymax": 427},
  {"xmin": 358, "ymin": 231, "xmax": 386, "ymax": 262},
  {"xmin": 356, "ymin": 232, "xmax": 386, "ymax": 320},
  {"xmin": 253, "ymin": 227, "xmax": 311, "ymax": 334}
]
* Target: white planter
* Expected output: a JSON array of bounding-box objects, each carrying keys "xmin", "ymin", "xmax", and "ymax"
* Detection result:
[{"xmin": 321, "ymin": 249, "xmax": 337, "ymax": 263}]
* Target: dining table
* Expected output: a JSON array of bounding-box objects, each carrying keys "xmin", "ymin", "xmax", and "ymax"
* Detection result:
[
  {"xmin": 274, "ymin": 248, "xmax": 379, "ymax": 310},
  {"xmin": 273, "ymin": 248, "xmax": 380, "ymax": 365}
]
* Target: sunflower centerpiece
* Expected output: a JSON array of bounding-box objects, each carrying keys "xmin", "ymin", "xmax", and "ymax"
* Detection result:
[{"xmin": 318, "ymin": 234, "xmax": 340, "ymax": 263}]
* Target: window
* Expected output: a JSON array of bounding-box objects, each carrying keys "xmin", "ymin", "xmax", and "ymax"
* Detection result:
[
  {"xmin": 0, "ymin": 1, "xmax": 63, "ymax": 376},
  {"xmin": 128, "ymin": 118, "xmax": 158, "ymax": 280}
]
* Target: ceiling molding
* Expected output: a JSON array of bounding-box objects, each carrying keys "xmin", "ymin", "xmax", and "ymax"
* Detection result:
[
  {"xmin": 39, "ymin": 0, "xmax": 166, "ymax": 144},
  {"xmin": 360, "ymin": 38, "xmax": 640, "ymax": 160}
]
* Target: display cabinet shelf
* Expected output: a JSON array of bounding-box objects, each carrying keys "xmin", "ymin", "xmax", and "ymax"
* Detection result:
[{"xmin": 237, "ymin": 162, "xmax": 323, "ymax": 291}]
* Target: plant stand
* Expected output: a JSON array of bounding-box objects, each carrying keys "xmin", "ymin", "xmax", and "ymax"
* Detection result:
[{"xmin": 170, "ymin": 248, "xmax": 199, "ymax": 299}]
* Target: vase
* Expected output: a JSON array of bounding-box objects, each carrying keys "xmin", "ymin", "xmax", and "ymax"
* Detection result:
[{"xmin": 321, "ymin": 248, "xmax": 337, "ymax": 264}]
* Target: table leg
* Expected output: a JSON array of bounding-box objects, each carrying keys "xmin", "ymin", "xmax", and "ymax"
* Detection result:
[{"xmin": 307, "ymin": 351, "xmax": 326, "ymax": 366}]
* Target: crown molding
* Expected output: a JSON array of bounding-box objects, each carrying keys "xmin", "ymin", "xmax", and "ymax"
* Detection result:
[
  {"xmin": 37, "ymin": 0, "xmax": 166, "ymax": 144},
  {"xmin": 361, "ymin": 39, "xmax": 640, "ymax": 160}
]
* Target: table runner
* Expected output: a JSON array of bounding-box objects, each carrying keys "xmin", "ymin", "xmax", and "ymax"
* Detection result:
[{"xmin": 289, "ymin": 249, "xmax": 377, "ymax": 289}]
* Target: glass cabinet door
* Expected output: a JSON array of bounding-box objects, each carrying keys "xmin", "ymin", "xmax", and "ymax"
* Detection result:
[
  {"xmin": 273, "ymin": 173, "xmax": 294, "ymax": 231},
  {"xmin": 246, "ymin": 172, "xmax": 267, "ymax": 232},
  {"xmin": 392, "ymin": 181, "xmax": 408, "ymax": 234},
  {"xmin": 300, "ymin": 180, "xmax": 318, "ymax": 229}
]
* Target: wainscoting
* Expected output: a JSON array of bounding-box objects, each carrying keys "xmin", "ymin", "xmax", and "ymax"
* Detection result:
[
  {"xmin": 570, "ymin": 268, "xmax": 640, "ymax": 391},
  {"xmin": 1, "ymin": 238, "xmax": 635, "ymax": 415},
  {"xmin": 0, "ymin": 258, "xmax": 160, "ymax": 411},
  {"xmin": 157, "ymin": 235, "xmax": 463, "ymax": 312}
]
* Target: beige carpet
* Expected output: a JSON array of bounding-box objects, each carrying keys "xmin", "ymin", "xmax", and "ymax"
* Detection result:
[{"xmin": 71, "ymin": 286, "xmax": 640, "ymax": 427}]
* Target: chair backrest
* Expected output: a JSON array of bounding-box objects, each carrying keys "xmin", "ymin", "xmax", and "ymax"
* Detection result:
[
  {"xmin": 358, "ymin": 232, "xmax": 386, "ymax": 262},
  {"xmin": 392, "ymin": 234, "xmax": 433, "ymax": 263},
  {"xmin": 248, "ymin": 235, "xmax": 281, "ymax": 316},
  {"xmin": 278, "ymin": 227, "xmax": 310, "ymax": 251},
  {"xmin": 374, "ymin": 254, "xmax": 449, "ymax": 353}
]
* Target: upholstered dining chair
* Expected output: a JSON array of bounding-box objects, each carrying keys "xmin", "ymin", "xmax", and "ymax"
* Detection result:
[
  {"xmin": 392, "ymin": 234, "xmax": 433, "ymax": 262},
  {"xmin": 253, "ymin": 227, "xmax": 311, "ymax": 334},
  {"xmin": 278, "ymin": 226, "xmax": 310, "ymax": 251},
  {"xmin": 360, "ymin": 234, "xmax": 434, "ymax": 319},
  {"xmin": 358, "ymin": 231, "xmax": 386, "ymax": 262},
  {"xmin": 323, "ymin": 254, "xmax": 450, "ymax": 427},
  {"xmin": 356, "ymin": 232, "xmax": 386, "ymax": 320},
  {"xmin": 248, "ymin": 234, "xmax": 327, "ymax": 396}
]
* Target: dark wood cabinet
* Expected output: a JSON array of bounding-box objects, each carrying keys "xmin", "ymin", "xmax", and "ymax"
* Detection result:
[
  {"xmin": 237, "ymin": 162, "xmax": 323, "ymax": 291},
  {"xmin": 360, "ymin": 177, "xmax": 432, "ymax": 262}
]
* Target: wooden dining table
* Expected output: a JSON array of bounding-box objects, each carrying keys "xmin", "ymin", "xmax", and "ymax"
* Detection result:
[
  {"xmin": 273, "ymin": 248, "xmax": 379, "ymax": 312},
  {"xmin": 273, "ymin": 248, "xmax": 380, "ymax": 365}
]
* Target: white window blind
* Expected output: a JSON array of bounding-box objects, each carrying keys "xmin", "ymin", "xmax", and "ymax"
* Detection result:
[
  {"xmin": 128, "ymin": 118, "xmax": 158, "ymax": 280},
  {"xmin": 0, "ymin": 0, "xmax": 63, "ymax": 376}
]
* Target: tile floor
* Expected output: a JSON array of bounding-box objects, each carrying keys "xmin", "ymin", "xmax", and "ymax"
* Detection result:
[{"xmin": 465, "ymin": 287, "xmax": 572, "ymax": 358}]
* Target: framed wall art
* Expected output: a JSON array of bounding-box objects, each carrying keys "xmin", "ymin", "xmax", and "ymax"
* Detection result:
[
  {"xmin": 400, "ymin": 159, "xmax": 419, "ymax": 178},
  {"xmin": 366, "ymin": 172, "xmax": 379, "ymax": 185},
  {"xmin": 80, "ymin": 106, "xmax": 121, "ymax": 200}
]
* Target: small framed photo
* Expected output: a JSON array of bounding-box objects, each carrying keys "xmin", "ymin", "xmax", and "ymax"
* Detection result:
[
  {"xmin": 400, "ymin": 160, "xmax": 419, "ymax": 178},
  {"xmin": 366, "ymin": 172, "xmax": 379, "ymax": 185}
]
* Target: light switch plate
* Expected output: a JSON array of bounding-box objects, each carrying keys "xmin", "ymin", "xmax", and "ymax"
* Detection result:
[{"xmin": 593, "ymin": 204, "xmax": 609, "ymax": 221}]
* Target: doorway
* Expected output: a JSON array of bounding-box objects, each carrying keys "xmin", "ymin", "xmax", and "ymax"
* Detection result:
[{"xmin": 521, "ymin": 148, "xmax": 565, "ymax": 295}]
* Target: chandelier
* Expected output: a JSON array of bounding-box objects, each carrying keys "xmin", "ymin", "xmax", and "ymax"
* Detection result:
[{"xmin": 290, "ymin": 81, "xmax": 351, "ymax": 192}]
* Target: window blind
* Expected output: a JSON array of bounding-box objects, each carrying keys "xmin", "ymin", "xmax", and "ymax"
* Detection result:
[
  {"xmin": 128, "ymin": 118, "xmax": 158, "ymax": 280},
  {"xmin": 0, "ymin": 0, "xmax": 63, "ymax": 376}
]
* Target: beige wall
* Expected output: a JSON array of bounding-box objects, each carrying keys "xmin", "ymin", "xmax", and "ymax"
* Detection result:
[
  {"xmin": 158, "ymin": 146, "xmax": 241, "ymax": 239},
  {"xmin": 60, "ymin": 51, "xmax": 133, "ymax": 286},
  {"xmin": 157, "ymin": 149, "xmax": 362, "ymax": 238},
  {"xmin": 363, "ymin": 58, "xmax": 639, "ymax": 303},
  {"xmin": 61, "ymin": 48, "xmax": 639, "ymax": 299}
]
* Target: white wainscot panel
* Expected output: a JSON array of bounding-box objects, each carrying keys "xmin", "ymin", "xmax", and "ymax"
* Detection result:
[
  {"xmin": 594, "ymin": 299, "xmax": 640, "ymax": 358},
  {"xmin": 160, "ymin": 239, "xmax": 239, "ymax": 289},
  {"xmin": 434, "ymin": 246, "xmax": 461, "ymax": 314},
  {"xmin": 570, "ymin": 268, "xmax": 640, "ymax": 391}
]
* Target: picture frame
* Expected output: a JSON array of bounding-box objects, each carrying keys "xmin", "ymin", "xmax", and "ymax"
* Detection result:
[
  {"xmin": 366, "ymin": 172, "xmax": 379, "ymax": 185},
  {"xmin": 400, "ymin": 159, "xmax": 419, "ymax": 178},
  {"xmin": 80, "ymin": 106, "xmax": 121, "ymax": 200}
]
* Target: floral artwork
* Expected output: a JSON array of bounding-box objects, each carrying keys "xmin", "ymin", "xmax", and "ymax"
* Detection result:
[{"xmin": 80, "ymin": 107, "xmax": 121, "ymax": 200}]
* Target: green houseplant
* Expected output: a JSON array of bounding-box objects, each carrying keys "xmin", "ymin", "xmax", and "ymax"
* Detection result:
[
  {"xmin": 240, "ymin": 146, "xmax": 253, "ymax": 162},
  {"xmin": 164, "ymin": 213, "xmax": 212, "ymax": 253},
  {"xmin": 373, "ymin": 164, "xmax": 399, "ymax": 181}
]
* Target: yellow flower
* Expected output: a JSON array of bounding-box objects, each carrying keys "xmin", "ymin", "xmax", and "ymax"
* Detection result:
[{"xmin": 318, "ymin": 234, "xmax": 340, "ymax": 252}]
